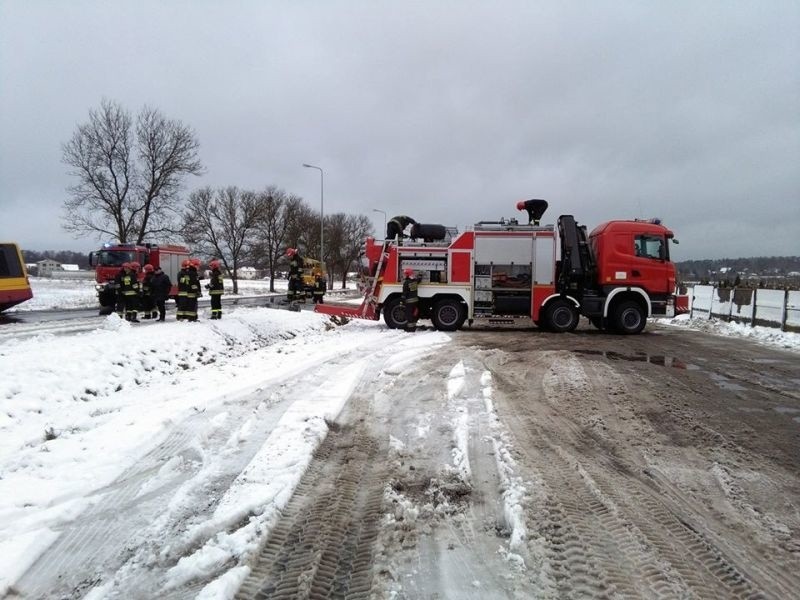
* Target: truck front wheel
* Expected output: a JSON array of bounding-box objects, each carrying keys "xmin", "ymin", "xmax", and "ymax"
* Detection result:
[
  {"xmin": 383, "ymin": 298, "xmax": 407, "ymax": 329},
  {"xmin": 98, "ymin": 289, "xmax": 116, "ymax": 315},
  {"xmin": 543, "ymin": 299, "xmax": 579, "ymax": 333},
  {"xmin": 613, "ymin": 301, "xmax": 646, "ymax": 334}
]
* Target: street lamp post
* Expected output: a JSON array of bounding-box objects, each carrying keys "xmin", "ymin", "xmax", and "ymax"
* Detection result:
[
  {"xmin": 302, "ymin": 163, "xmax": 324, "ymax": 264},
  {"xmin": 372, "ymin": 208, "xmax": 386, "ymax": 239}
]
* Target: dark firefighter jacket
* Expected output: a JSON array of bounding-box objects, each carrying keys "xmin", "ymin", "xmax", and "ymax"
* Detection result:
[
  {"xmin": 151, "ymin": 272, "xmax": 172, "ymax": 300},
  {"xmin": 120, "ymin": 271, "xmax": 139, "ymax": 297},
  {"xmin": 402, "ymin": 277, "xmax": 419, "ymax": 304},
  {"xmin": 208, "ymin": 269, "xmax": 224, "ymax": 295}
]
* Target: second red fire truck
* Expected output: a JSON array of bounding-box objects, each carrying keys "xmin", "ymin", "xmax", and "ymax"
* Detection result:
[
  {"xmin": 316, "ymin": 199, "xmax": 687, "ymax": 334},
  {"xmin": 88, "ymin": 242, "xmax": 190, "ymax": 314}
]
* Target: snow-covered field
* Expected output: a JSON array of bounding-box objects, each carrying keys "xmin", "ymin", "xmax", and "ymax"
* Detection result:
[{"xmin": 0, "ymin": 278, "xmax": 797, "ymax": 598}]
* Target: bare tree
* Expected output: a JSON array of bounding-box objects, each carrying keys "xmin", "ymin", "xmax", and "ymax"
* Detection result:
[
  {"xmin": 250, "ymin": 187, "xmax": 306, "ymax": 292},
  {"xmin": 341, "ymin": 214, "xmax": 374, "ymax": 288},
  {"xmin": 62, "ymin": 99, "xmax": 203, "ymax": 244},
  {"xmin": 284, "ymin": 203, "xmax": 318, "ymax": 256},
  {"xmin": 181, "ymin": 186, "xmax": 262, "ymax": 294},
  {"xmin": 325, "ymin": 213, "xmax": 373, "ymax": 289}
]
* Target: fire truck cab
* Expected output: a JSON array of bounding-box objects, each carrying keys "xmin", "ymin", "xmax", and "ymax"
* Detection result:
[{"xmin": 317, "ymin": 199, "xmax": 685, "ymax": 334}]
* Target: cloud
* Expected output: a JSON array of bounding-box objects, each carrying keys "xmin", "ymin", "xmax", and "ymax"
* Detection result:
[{"xmin": 1, "ymin": 1, "xmax": 798, "ymax": 258}]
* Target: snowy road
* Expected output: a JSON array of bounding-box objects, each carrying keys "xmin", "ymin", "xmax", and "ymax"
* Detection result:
[{"xmin": 1, "ymin": 307, "xmax": 799, "ymax": 599}]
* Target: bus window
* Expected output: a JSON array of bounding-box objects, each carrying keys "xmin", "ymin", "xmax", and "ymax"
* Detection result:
[{"xmin": 1, "ymin": 244, "xmax": 25, "ymax": 277}]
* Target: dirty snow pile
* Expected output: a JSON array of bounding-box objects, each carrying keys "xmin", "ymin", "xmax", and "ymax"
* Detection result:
[{"xmin": 658, "ymin": 314, "xmax": 800, "ymax": 352}]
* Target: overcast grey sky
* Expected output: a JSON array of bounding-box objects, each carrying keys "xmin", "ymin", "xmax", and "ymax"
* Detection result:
[{"xmin": 1, "ymin": 0, "xmax": 798, "ymax": 260}]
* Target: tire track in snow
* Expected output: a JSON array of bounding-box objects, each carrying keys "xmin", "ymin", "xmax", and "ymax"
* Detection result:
[
  {"xmin": 491, "ymin": 349, "xmax": 764, "ymax": 599},
  {"xmin": 12, "ymin": 330, "xmax": 401, "ymax": 599}
]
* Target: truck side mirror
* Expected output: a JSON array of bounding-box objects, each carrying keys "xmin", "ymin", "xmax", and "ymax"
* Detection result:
[{"xmin": 671, "ymin": 238, "xmax": 680, "ymax": 245}]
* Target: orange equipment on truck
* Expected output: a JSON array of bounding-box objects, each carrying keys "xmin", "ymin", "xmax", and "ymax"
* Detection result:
[
  {"xmin": 88, "ymin": 242, "xmax": 190, "ymax": 314},
  {"xmin": 315, "ymin": 199, "xmax": 689, "ymax": 334}
]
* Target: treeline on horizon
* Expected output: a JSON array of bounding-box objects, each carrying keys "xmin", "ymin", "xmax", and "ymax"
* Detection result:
[{"xmin": 676, "ymin": 256, "xmax": 800, "ymax": 279}]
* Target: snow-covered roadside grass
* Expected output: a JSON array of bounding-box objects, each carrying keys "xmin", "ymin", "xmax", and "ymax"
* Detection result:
[
  {"xmin": 8, "ymin": 276, "xmax": 352, "ymax": 312},
  {"xmin": 0, "ymin": 307, "xmax": 396, "ymax": 596}
]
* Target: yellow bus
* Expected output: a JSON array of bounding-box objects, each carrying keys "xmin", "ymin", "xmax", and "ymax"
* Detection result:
[{"xmin": 0, "ymin": 243, "xmax": 33, "ymax": 311}]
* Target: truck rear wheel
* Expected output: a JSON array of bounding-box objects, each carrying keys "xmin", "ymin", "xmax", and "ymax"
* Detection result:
[
  {"xmin": 613, "ymin": 301, "xmax": 646, "ymax": 334},
  {"xmin": 383, "ymin": 298, "xmax": 406, "ymax": 329},
  {"xmin": 543, "ymin": 299, "xmax": 579, "ymax": 333},
  {"xmin": 431, "ymin": 299, "xmax": 466, "ymax": 331},
  {"xmin": 98, "ymin": 289, "xmax": 116, "ymax": 315}
]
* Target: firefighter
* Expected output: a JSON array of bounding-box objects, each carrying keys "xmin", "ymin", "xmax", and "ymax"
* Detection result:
[
  {"xmin": 386, "ymin": 215, "xmax": 417, "ymax": 242},
  {"xmin": 312, "ymin": 272, "xmax": 326, "ymax": 304},
  {"xmin": 286, "ymin": 248, "xmax": 304, "ymax": 305},
  {"xmin": 184, "ymin": 258, "xmax": 202, "ymax": 321},
  {"xmin": 140, "ymin": 264, "xmax": 158, "ymax": 319},
  {"xmin": 151, "ymin": 265, "xmax": 172, "ymax": 321},
  {"xmin": 120, "ymin": 262, "xmax": 141, "ymax": 322},
  {"xmin": 206, "ymin": 259, "xmax": 224, "ymax": 319},
  {"xmin": 176, "ymin": 259, "xmax": 191, "ymax": 320},
  {"xmin": 402, "ymin": 267, "xmax": 419, "ymax": 332},
  {"xmin": 115, "ymin": 263, "xmax": 128, "ymax": 318}
]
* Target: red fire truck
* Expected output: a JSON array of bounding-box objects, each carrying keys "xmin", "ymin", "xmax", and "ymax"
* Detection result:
[
  {"xmin": 316, "ymin": 199, "xmax": 688, "ymax": 334},
  {"xmin": 88, "ymin": 242, "xmax": 190, "ymax": 314}
]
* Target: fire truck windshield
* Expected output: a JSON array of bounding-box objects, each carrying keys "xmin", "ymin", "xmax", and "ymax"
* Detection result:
[{"xmin": 97, "ymin": 250, "xmax": 137, "ymax": 266}]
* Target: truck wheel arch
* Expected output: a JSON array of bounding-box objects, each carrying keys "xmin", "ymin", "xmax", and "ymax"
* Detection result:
[
  {"xmin": 541, "ymin": 297, "xmax": 580, "ymax": 333},
  {"xmin": 603, "ymin": 287, "xmax": 651, "ymax": 318},
  {"xmin": 605, "ymin": 289, "xmax": 650, "ymax": 334}
]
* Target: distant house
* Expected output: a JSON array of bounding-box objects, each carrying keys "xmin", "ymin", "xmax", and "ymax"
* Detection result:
[
  {"xmin": 35, "ymin": 260, "xmax": 93, "ymax": 279},
  {"xmin": 36, "ymin": 259, "xmax": 62, "ymax": 277}
]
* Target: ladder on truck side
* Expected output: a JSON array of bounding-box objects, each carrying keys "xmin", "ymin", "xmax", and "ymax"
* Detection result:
[
  {"xmin": 359, "ymin": 241, "xmax": 391, "ymax": 317},
  {"xmin": 312, "ymin": 239, "xmax": 392, "ymax": 320}
]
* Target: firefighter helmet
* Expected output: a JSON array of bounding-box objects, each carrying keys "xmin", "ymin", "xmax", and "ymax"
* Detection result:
[
  {"xmin": 129, "ymin": 261, "xmax": 140, "ymax": 271},
  {"xmin": 190, "ymin": 258, "xmax": 201, "ymax": 268},
  {"xmin": 142, "ymin": 264, "xmax": 154, "ymax": 273},
  {"xmin": 209, "ymin": 259, "xmax": 220, "ymax": 269},
  {"xmin": 181, "ymin": 259, "xmax": 191, "ymax": 268},
  {"xmin": 121, "ymin": 262, "xmax": 130, "ymax": 270},
  {"xmin": 403, "ymin": 268, "xmax": 415, "ymax": 278},
  {"xmin": 286, "ymin": 247, "xmax": 296, "ymax": 257}
]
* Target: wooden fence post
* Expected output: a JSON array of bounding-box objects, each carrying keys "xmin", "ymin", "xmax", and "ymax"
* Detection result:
[
  {"xmin": 751, "ymin": 288, "xmax": 757, "ymax": 327},
  {"xmin": 709, "ymin": 284, "xmax": 715, "ymax": 320},
  {"xmin": 781, "ymin": 289, "xmax": 789, "ymax": 332}
]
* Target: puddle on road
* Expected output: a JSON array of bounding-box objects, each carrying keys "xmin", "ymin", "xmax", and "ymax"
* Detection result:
[
  {"xmin": 774, "ymin": 406, "xmax": 800, "ymax": 415},
  {"xmin": 572, "ymin": 350, "xmax": 701, "ymax": 371},
  {"xmin": 707, "ymin": 372, "xmax": 747, "ymax": 391},
  {"xmin": 571, "ymin": 349, "xmax": 751, "ymax": 393}
]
